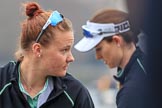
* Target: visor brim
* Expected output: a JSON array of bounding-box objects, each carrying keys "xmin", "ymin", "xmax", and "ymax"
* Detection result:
[{"xmin": 74, "ymin": 36, "xmax": 103, "ymax": 52}]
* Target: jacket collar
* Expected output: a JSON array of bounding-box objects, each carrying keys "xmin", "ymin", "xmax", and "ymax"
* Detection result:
[
  {"xmin": 114, "ymin": 47, "xmax": 144, "ymax": 84},
  {"xmin": 10, "ymin": 61, "xmax": 67, "ymax": 96}
]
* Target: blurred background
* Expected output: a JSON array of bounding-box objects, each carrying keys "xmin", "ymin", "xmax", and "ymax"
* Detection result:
[{"xmin": 0, "ymin": 0, "xmax": 128, "ymax": 107}]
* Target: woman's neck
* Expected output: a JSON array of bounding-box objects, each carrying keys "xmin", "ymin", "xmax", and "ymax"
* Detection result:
[
  {"xmin": 120, "ymin": 43, "xmax": 136, "ymax": 69},
  {"xmin": 20, "ymin": 59, "xmax": 46, "ymax": 97}
]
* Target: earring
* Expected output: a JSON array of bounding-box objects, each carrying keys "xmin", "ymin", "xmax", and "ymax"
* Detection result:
[{"xmin": 38, "ymin": 54, "xmax": 41, "ymax": 57}]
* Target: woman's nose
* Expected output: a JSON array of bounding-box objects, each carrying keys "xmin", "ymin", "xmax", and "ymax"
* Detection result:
[
  {"xmin": 96, "ymin": 52, "xmax": 102, "ymax": 60},
  {"xmin": 67, "ymin": 52, "xmax": 75, "ymax": 62}
]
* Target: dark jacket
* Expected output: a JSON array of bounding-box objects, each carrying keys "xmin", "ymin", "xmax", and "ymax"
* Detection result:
[
  {"xmin": 0, "ymin": 61, "xmax": 94, "ymax": 108},
  {"xmin": 114, "ymin": 47, "xmax": 149, "ymax": 108}
]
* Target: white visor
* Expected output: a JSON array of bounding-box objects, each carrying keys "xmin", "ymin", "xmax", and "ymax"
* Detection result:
[
  {"xmin": 74, "ymin": 20, "xmax": 130, "ymax": 52},
  {"xmin": 74, "ymin": 35, "xmax": 103, "ymax": 52}
]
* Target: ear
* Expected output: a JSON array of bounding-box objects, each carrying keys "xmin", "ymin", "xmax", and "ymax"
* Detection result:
[
  {"xmin": 112, "ymin": 35, "xmax": 122, "ymax": 47},
  {"xmin": 32, "ymin": 43, "xmax": 42, "ymax": 57}
]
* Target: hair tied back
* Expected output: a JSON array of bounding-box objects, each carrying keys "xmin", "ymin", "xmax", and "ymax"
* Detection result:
[{"xmin": 25, "ymin": 2, "xmax": 43, "ymax": 18}]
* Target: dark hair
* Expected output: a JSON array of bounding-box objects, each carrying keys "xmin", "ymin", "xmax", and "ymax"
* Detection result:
[
  {"xmin": 15, "ymin": 2, "xmax": 73, "ymax": 61},
  {"xmin": 90, "ymin": 9, "xmax": 138, "ymax": 44}
]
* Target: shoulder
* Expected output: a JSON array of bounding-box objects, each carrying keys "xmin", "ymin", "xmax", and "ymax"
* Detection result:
[
  {"xmin": 127, "ymin": 47, "xmax": 147, "ymax": 79},
  {"xmin": 124, "ymin": 56, "xmax": 148, "ymax": 88},
  {"xmin": 0, "ymin": 61, "xmax": 17, "ymax": 81},
  {"xmin": 121, "ymin": 48, "xmax": 148, "ymax": 91},
  {"xmin": 60, "ymin": 73, "xmax": 94, "ymax": 108},
  {"xmin": 62, "ymin": 73, "xmax": 87, "ymax": 90},
  {"xmin": 130, "ymin": 51, "xmax": 147, "ymax": 79},
  {"xmin": 0, "ymin": 61, "xmax": 17, "ymax": 88},
  {"xmin": 61, "ymin": 73, "xmax": 91, "ymax": 98},
  {"xmin": 0, "ymin": 61, "xmax": 16, "ymax": 75}
]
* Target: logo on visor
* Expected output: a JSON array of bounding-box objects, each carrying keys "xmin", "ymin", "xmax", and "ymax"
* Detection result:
[
  {"xmin": 83, "ymin": 29, "xmax": 94, "ymax": 38},
  {"xmin": 115, "ymin": 21, "xmax": 130, "ymax": 33}
]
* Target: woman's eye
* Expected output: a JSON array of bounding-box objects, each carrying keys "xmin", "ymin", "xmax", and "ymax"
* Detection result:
[
  {"xmin": 62, "ymin": 49, "xmax": 68, "ymax": 53},
  {"xmin": 63, "ymin": 49, "xmax": 67, "ymax": 52},
  {"xmin": 61, "ymin": 46, "xmax": 71, "ymax": 54},
  {"xmin": 96, "ymin": 47, "xmax": 101, "ymax": 52}
]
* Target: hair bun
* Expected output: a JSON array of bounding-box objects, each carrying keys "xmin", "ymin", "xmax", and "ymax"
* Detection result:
[{"xmin": 25, "ymin": 2, "xmax": 42, "ymax": 17}]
